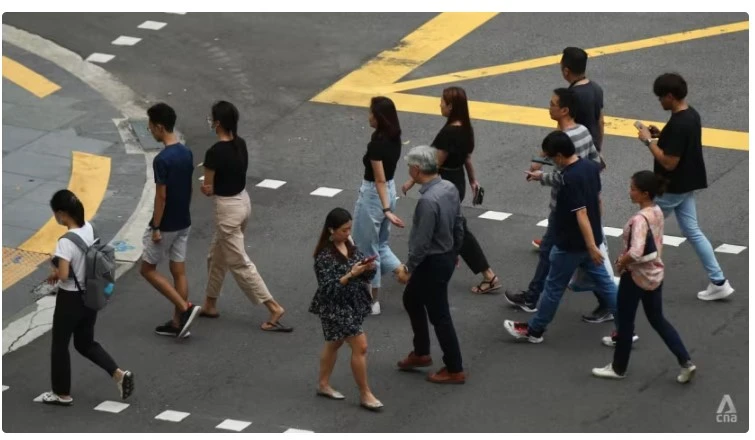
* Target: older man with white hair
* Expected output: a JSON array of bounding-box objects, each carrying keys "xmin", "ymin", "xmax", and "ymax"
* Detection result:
[{"xmin": 396, "ymin": 145, "xmax": 466, "ymax": 385}]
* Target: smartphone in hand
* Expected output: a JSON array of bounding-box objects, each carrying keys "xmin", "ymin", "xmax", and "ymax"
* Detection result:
[{"xmin": 361, "ymin": 255, "xmax": 378, "ymax": 265}]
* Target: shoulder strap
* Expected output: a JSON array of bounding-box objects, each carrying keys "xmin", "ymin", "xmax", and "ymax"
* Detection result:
[
  {"xmin": 62, "ymin": 231, "xmax": 89, "ymax": 253},
  {"xmin": 61, "ymin": 231, "xmax": 88, "ymax": 292}
]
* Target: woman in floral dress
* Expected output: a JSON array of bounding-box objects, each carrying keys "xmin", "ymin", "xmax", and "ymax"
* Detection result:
[{"xmin": 310, "ymin": 208, "xmax": 383, "ymax": 411}]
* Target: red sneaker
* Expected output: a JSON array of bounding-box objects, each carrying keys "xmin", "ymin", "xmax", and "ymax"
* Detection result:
[{"xmin": 532, "ymin": 239, "xmax": 542, "ymax": 249}]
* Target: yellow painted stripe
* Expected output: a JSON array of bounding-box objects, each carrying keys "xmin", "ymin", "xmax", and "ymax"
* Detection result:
[
  {"xmin": 19, "ymin": 152, "xmax": 111, "ymax": 255},
  {"xmin": 312, "ymin": 89, "xmax": 748, "ymax": 151},
  {"xmin": 2, "ymin": 56, "xmax": 61, "ymax": 98},
  {"xmin": 312, "ymin": 12, "xmax": 497, "ymax": 98},
  {"xmin": 386, "ymin": 21, "xmax": 750, "ymax": 92},
  {"xmin": 2, "ymin": 248, "xmax": 50, "ymax": 290}
]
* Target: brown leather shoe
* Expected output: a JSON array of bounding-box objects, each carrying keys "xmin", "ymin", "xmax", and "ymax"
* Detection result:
[
  {"xmin": 427, "ymin": 367, "xmax": 466, "ymax": 384},
  {"xmin": 397, "ymin": 351, "xmax": 433, "ymax": 370}
]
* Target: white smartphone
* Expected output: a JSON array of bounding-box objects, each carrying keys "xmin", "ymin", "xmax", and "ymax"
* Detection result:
[{"xmin": 633, "ymin": 120, "xmax": 646, "ymax": 130}]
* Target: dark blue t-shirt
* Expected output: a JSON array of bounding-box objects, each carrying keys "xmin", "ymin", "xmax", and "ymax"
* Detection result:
[
  {"xmin": 553, "ymin": 158, "xmax": 603, "ymax": 252},
  {"xmin": 152, "ymin": 143, "xmax": 193, "ymax": 232}
]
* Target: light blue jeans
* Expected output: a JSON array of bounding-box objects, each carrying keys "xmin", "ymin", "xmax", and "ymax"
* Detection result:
[
  {"xmin": 655, "ymin": 191, "xmax": 725, "ymax": 283},
  {"xmin": 352, "ymin": 180, "xmax": 402, "ymax": 288}
]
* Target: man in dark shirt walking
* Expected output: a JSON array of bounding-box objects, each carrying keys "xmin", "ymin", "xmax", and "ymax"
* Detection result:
[
  {"xmin": 561, "ymin": 47, "xmax": 605, "ymax": 153},
  {"xmin": 504, "ymin": 131, "xmax": 617, "ymax": 343},
  {"xmin": 396, "ymin": 145, "xmax": 466, "ymax": 384},
  {"xmin": 637, "ymin": 73, "xmax": 734, "ymax": 301},
  {"xmin": 141, "ymin": 103, "xmax": 201, "ymax": 339}
]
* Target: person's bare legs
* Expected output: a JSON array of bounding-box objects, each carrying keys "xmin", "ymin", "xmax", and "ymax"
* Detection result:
[
  {"xmin": 371, "ymin": 287, "xmax": 379, "ymax": 303},
  {"xmin": 140, "ymin": 262, "xmax": 190, "ymax": 323},
  {"xmin": 263, "ymin": 299, "xmax": 285, "ymax": 324},
  {"xmin": 318, "ymin": 340, "xmax": 344, "ymax": 394},
  {"xmin": 169, "ymin": 261, "xmax": 189, "ymax": 327},
  {"xmin": 346, "ymin": 333, "xmax": 380, "ymax": 405}
]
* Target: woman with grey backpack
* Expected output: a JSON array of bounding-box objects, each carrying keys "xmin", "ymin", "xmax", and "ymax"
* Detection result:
[{"xmin": 39, "ymin": 189, "xmax": 134, "ymax": 405}]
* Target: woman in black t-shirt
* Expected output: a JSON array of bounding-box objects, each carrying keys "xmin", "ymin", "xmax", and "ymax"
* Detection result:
[
  {"xmin": 199, "ymin": 101, "xmax": 292, "ymax": 333},
  {"xmin": 351, "ymin": 97, "xmax": 405, "ymax": 316},
  {"xmin": 402, "ymin": 87, "xmax": 500, "ymax": 294}
]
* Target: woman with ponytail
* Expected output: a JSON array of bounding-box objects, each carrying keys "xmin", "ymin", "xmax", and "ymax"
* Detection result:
[
  {"xmin": 200, "ymin": 101, "xmax": 292, "ymax": 332},
  {"xmin": 592, "ymin": 171, "xmax": 695, "ymax": 383},
  {"xmin": 41, "ymin": 189, "xmax": 133, "ymax": 406}
]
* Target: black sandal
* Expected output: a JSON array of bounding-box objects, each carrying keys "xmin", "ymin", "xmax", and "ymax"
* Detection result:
[
  {"xmin": 471, "ymin": 275, "xmax": 501, "ymax": 294},
  {"xmin": 261, "ymin": 321, "xmax": 293, "ymax": 332}
]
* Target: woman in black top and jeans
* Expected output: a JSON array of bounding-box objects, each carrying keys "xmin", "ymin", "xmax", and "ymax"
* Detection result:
[
  {"xmin": 402, "ymin": 86, "xmax": 500, "ymax": 294},
  {"xmin": 200, "ymin": 101, "xmax": 292, "ymax": 332},
  {"xmin": 351, "ymin": 97, "xmax": 405, "ymax": 316}
]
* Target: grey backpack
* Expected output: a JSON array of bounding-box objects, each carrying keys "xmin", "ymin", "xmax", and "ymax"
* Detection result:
[{"xmin": 62, "ymin": 225, "xmax": 116, "ymax": 310}]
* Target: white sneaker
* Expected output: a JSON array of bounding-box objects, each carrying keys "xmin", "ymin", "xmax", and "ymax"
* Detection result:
[
  {"xmin": 371, "ymin": 302, "xmax": 381, "ymax": 315},
  {"xmin": 601, "ymin": 332, "xmax": 639, "ymax": 347},
  {"xmin": 697, "ymin": 281, "xmax": 734, "ymax": 301},
  {"xmin": 592, "ymin": 364, "xmax": 625, "ymax": 380},
  {"xmin": 677, "ymin": 363, "xmax": 696, "ymax": 384}
]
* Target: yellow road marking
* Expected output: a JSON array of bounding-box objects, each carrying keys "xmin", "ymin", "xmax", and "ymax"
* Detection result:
[
  {"xmin": 3, "ymin": 152, "xmax": 111, "ymax": 291},
  {"xmin": 312, "ymin": 13, "xmax": 497, "ymax": 98},
  {"xmin": 312, "ymin": 15, "xmax": 748, "ymax": 151},
  {"xmin": 2, "ymin": 248, "xmax": 49, "ymax": 291},
  {"xmin": 312, "ymin": 89, "xmax": 749, "ymax": 151},
  {"xmin": 386, "ymin": 21, "xmax": 750, "ymax": 92},
  {"xmin": 2, "ymin": 56, "xmax": 61, "ymax": 98}
]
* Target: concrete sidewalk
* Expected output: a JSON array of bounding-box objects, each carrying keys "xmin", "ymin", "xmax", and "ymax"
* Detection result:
[{"xmin": 2, "ymin": 42, "xmax": 145, "ymax": 323}]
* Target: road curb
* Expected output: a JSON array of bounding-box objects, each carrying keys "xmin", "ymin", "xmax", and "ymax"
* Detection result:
[{"xmin": 2, "ymin": 26, "xmax": 155, "ymax": 355}]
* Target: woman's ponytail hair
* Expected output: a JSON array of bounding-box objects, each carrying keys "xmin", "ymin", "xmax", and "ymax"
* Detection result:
[
  {"xmin": 211, "ymin": 100, "xmax": 244, "ymax": 158},
  {"xmin": 632, "ymin": 170, "xmax": 668, "ymax": 200},
  {"xmin": 50, "ymin": 189, "xmax": 85, "ymax": 227}
]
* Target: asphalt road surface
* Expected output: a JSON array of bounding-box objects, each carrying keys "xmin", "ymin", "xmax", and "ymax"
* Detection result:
[{"xmin": 1, "ymin": 13, "xmax": 748, "ymax": 432}]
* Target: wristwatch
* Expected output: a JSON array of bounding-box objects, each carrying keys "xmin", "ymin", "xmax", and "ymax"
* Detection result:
[
  {"xmin": 643, "ymin": 138, "xmax": 652, "ymax": 147},
  {"xmin": 382, "ymin": 208, "xmax": 391, "ymax": 213}
]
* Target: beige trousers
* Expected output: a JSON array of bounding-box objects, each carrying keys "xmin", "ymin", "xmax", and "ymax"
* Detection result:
[{"xmin": 205, "ymin": 190, "xmax": 273, "ymax": 305}]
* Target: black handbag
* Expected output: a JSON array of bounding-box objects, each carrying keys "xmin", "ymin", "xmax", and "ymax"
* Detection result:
[{"xmin": 627, "ymin": 214, "xmax": 658, "ymax": 263}]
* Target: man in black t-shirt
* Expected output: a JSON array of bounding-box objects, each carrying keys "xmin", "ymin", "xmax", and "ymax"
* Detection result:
[
  {"xmin": 561, "ymin": 47, "xmax": 605, "ymax": 153},
  {"xmin": 637, "ymin": 73, "xmax": 734, "ymax": 301},
  {"xmin": 503, "ymin": 131, "xmax": 618, "ymax": 343}
]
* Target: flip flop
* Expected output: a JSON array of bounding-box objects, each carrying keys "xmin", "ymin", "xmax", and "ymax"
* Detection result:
[
  {"xmin": 200, "ymin": 311, "xmax": 220, "ymax": 318},
  {"xmin": 471, "ymin": 275, "xmax": 501, "ymax": 294},
  {"xmin": 316, "ymin": 389, "xmax": 345, "ymax": 400},
  {"xmin": 261, "ymin": 321, "xmax": 293, "ymax": 332}
]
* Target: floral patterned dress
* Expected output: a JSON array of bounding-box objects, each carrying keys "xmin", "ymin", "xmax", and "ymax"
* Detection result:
[{"xmin": 310, "ymin": 244, "xmax": 376, "ymax": 341}]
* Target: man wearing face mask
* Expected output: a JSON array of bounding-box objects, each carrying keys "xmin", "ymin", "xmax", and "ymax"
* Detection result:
[{"xmin": 504, "ymin": 131, "xmax": 617, "ymax": 344}]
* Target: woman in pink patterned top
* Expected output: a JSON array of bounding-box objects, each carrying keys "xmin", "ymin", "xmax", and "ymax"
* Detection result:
[{"xmin": 592, "ymin": 171, "xmax": 696, "ymax": 383}]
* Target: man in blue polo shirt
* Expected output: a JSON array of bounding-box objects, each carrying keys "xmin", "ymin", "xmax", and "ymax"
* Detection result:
[
  {"xmin": 504, "ymin": 131, "xmax": 617, "ymax": 343},
  {"xmin": 140, "ymin": 103, "xmax": 201, "ymax": 340}
]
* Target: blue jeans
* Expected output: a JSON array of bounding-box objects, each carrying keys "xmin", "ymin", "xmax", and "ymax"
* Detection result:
[
  {"xmin": 352, "ymin": 180, "xmax": 402, "ymax": 288},
  {"xmin": 527, "ymin": 212, "xmax": 614, "ymax": 308},
  {"xmin": 655, "ymin": 191, "xmax": 725, "ymax": 283},
  {"xmin": 528, "ymin": 245, "xmax": 618, "ymax": 334},
  {"xmin": 526, "ymin": 212, "xmax": 556, "ymax": 300}
]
